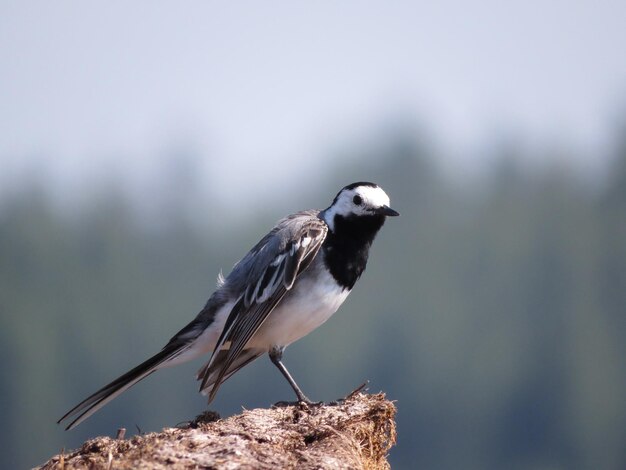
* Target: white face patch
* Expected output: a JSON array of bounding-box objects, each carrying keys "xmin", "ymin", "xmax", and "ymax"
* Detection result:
[
  {"xmin": 322, "ymin": 184, "xmax": 392, "ymax": 231},
  {"xmin": 355, "ymin": 185, "xmax": 391, "ymax": 209}
]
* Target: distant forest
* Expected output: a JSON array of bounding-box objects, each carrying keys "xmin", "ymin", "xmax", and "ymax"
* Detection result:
[{"xmin": 2, "ymin": 127, "xmax": 625, "ymax": 469}]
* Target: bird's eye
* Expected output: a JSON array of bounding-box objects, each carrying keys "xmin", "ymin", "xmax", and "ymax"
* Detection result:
[{"xmin": 353, "ymin": 195, "xmax": 362, "ymax": 205}]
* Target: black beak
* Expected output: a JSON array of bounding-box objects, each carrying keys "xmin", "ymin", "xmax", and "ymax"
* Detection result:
[{"xmin": 377, "ymin": 205, "xmax": 400, "ymax": 217}]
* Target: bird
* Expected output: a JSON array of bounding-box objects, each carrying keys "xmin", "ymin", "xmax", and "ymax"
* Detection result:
[{"xmin": 58, "ymin": 181, "xmax": 399, "ymax": 430}]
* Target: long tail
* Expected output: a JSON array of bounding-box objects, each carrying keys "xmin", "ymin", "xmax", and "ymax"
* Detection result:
[{"xmin": 58, "ymin": 344, "xmax": 187, "ymax": 430}]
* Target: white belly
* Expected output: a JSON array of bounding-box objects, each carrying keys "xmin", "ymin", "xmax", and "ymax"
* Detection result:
[
  {"xmin": 166, "ymin": 267, "xmax": 350, "ymax": 367},
  {"xmin": 252, "ymin": 267, "xmax": 350, "ymax": 348}
]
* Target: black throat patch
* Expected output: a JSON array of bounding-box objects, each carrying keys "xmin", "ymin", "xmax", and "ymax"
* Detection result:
[{"xmin": 322, "ymin": 213, "xmax": 386, "ymax": 290}]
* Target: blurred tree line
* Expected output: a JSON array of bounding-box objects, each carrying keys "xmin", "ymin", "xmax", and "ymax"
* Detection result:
[{"xmin": 1, "ymin": 127, "xmax": 625, "ymax": 469}]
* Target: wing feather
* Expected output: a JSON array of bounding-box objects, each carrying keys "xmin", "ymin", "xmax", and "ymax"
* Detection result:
[{"xmin": 199, "ymin": 216, "xmax": 327, "ymax": 400}]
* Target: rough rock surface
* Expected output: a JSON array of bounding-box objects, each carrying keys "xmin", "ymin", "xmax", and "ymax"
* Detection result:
[{"xmin": 39, "ymin": 392, "xmax": 396, "ymax": 470}]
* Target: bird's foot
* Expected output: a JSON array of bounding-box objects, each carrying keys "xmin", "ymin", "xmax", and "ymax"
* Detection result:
[
  {"xmin": 272, "ymin": 398, "xmax": 322, "ymax": 409},
  {"xmin": 272, "ymin": 382, "xmax": 369, "ymax": 408}
]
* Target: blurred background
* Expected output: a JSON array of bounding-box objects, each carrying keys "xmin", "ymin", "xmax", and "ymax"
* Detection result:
[{"xmin": 1, "ymin": 1, "xmax": 625, "ymax": 469}]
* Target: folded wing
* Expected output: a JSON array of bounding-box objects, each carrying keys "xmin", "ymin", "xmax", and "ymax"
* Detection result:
[{"xmin": 198, "ymin": 214, "xmax": 328, "ymax": 402}]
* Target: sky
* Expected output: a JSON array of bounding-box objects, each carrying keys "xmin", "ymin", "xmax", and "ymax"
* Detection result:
[{"xmin": 1, "ymin": 0, "xmax": 625, "ymax": 208}]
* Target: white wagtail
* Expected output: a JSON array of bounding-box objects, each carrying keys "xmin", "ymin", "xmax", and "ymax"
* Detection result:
[{"xmin": 59, "ymin": 182, "xmax": 399, "ymax": 430}]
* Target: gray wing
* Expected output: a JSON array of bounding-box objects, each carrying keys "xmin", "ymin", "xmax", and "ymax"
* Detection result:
[{"xmin": 198, "ymin": 210, "xmax": 328, "ymax": 402}]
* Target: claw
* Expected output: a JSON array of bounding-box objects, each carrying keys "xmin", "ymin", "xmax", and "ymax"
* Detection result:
[
  {"xmin": 271, "ymin": 381, "xmax": 369, "ymax": 409},
  {"xmin": 272, "ymin": 398, "xmax": 322, "ymax": 409}
]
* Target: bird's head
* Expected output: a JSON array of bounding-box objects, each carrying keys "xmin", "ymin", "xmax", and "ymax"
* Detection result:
[{"xmin": 322, "ymin": 182, "xmax": 399, "ymax": 231}]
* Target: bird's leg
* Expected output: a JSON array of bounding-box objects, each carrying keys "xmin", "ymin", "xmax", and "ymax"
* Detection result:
[{"xmin": 269, "ymin": 346, "xmax": 318, "ymax": 406}]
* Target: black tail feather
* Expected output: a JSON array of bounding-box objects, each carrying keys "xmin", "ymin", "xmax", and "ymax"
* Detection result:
[{"xmin": 58, "ymin": 345, "xmax": 182, "ymax": 430}]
